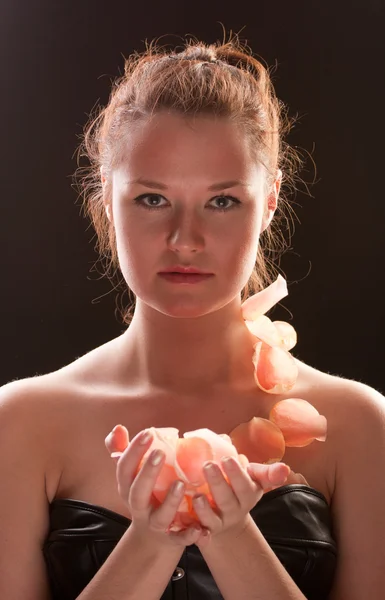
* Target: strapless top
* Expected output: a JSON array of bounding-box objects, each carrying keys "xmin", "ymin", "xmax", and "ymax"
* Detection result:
[{"xmin": 43, "ymin": 484, "xmax": 337, "ymax": 600}]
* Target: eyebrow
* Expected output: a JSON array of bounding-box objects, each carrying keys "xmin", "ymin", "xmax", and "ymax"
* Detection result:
[{"xmin": 128, "ymin": 177, "xmax": 250, "ymax": 191}]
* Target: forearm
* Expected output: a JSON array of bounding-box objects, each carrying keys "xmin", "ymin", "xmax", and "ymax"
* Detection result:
[
  {"xmin": 77, "ymin": 525, "xmax": 183, "ymax": 600},
  {"xmin": 200, "ymin": 516, "xmax": 307, "ymax": 600}
]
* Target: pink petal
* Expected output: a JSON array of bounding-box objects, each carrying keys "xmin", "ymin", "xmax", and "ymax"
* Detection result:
[
  {"xmin": 269, "ymin": 398, "xmax": 328, "ymax": 447},
  {"xmin": 241, "ymin": 275, "xmax": 288, "ymax": 321},
  {"xmin": 272, "ymin": 321, "xmax": 297, "ymax": 351},
  {"xmin": 252, "ymin": 342, "xmax": 298, "ymax": 394},
  {"xmin": 176, "ymin": 436, "xmax": 214, "ymax": 486},
  {"xmin": 230, "ymin": 417, "xmax": 285, "ymax": 464},
  {"xmin": 244, "ymin": 315, "xmax": 282, "ymax": 346},
  {"xmin": 183, "ymin": 428, "xmax": 239, "ymax": 463}
]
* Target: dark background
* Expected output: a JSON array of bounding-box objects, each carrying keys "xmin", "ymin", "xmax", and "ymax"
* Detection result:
[{"xmin": 1, "ymin": 1, "xmax": 384, "ymax": 392}]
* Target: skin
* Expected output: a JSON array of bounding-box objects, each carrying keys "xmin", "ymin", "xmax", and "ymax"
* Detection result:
[
  {"xmin": 101, "ymin": 110, "xmax": 289, "ymax": 546},
  {"xmin": 101, "ymin": 111, "xmax": 282, "ymax": 394},
  {"xmin": 1, "ymin": 110, "xmax": 385, "ymax": 598}
]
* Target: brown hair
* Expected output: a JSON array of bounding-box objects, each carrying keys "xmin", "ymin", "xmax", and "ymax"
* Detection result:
[{"xmin": 74, "ymin": 32, "xmax": 305, "ymax": 325}]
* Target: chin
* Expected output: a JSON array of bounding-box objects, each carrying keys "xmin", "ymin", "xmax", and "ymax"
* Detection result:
[{"xmin": 153, "ymin": 299, "xmax": 217, "ymax": 319}]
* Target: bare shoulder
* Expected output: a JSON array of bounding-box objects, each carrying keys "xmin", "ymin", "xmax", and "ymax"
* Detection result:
[
  {"xmin": 0, "ymin": 374, "xmax": 78, "ymax": 598},
  {"xmin": 295, "ymin": 358, "xmax": 385, "ymax": 423},
  {"xmin": 293, "ymin": 363, "xmax": 385, "ymax": 598}
]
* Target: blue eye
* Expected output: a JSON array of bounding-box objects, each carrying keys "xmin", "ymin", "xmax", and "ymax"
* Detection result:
[{"xmin": 133, "ymin": 194, "xmax": 241, "ymax": 212}]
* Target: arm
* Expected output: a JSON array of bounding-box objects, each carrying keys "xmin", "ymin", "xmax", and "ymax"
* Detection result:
[
  {"xmin": 77, "ymin": 526, "xmax": 183, "ymax": 600},
  {"xmin": 0, "ymin": 381, "xmax": 193, "ymax": 600},
  {"xmin": 199, "ymin": 516, "xmax": 306, "ymax": 600},
  {"xmin": 327, "ymin": 381, "xmax": 385, "ymax": 599},
  {"xmin": 0, "ymin": 380, "xmax": 52, "ymax": 600},
  {"xmin": 197, "ymin": 379, "xmax": 385, "ymax": 600}
]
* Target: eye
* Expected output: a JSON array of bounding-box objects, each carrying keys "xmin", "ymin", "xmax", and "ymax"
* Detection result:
[
  {"xmin": 133, "ymin": 194, "xmax": 168, "ymax": 209},
  {"xmin": 210, "ymin": 195, "xmax": 241, "ymax": 211},
  {"xmin": 133, "ymin": 194, "xmax": 241, "ymax": 211}
]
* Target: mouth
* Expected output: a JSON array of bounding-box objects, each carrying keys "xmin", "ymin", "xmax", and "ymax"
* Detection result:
[{"xmin": 158, "ymin": 272, "xmax": 214, "ymax": 284}]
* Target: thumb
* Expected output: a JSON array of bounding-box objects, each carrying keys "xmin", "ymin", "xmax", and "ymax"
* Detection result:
[{"xmin": 105, "ymin": 424, "xmax": 130, "ymax": 458}]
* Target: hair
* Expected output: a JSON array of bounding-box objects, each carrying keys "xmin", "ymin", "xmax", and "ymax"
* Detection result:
[{"xmin": 74, "ymin": 31, "xmax": 305, "ymax": 325}]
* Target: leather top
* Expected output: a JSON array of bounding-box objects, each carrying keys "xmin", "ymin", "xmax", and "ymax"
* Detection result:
[{"xmin": 43, "ymin": 484, "xmax": 337, "ymax": 599}]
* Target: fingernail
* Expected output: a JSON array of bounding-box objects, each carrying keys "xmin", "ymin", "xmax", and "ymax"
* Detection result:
[
  {"xmin": 221, "ymin": 456, "xmax": 236, "ymax": 469},
  {"xmin": 111, "ymin": 451, "xmax": 123, "ymax": 459},
  {"xmin": 112, "ymin": 424, "xmax": 122, "ymax": 433},
  {"xmin": 204, "ymin": 462, "xmax": 219, "ymax": 477},
  {"xmin": 150, "ymin": 449, "xmax": 163, "ymax": 465},
  {"xmin": 172, "ymin": 480, "xmax": 184, "ymax": 495},
  {"xmin": 194, "ymin": 495, "xmax": 205, "ymax": 507},
  {"xmin": 139, "ymin": 430, "xmax": 152, "ymax": 445}
]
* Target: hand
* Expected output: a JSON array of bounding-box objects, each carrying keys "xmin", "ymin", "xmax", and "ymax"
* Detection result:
[
  {"xmin": 105, "ymin": 426, "xmax": 205, "ymax": 548},
  {"xmin": 192, "ymin": 459, "xmax": 301, "ymax": 548},
  {"xmin": 246, "ymin": 461, "xmax": 309, "ymax": 491}
]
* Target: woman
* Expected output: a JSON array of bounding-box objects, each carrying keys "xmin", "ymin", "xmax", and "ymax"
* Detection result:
[{"xmin": 1, "ymin": 36, "xmax": 385, "ymax": 600}]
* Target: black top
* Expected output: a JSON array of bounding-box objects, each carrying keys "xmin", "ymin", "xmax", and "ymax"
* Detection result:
[{"xmin": 43, "ymin": 484, "xmax": 337, "ymax": 600}]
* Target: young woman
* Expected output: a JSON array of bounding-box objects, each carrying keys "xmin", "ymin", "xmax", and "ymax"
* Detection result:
[{"xmin": 1, "ymin": 36, "xmax": 385, "ymax": 600}]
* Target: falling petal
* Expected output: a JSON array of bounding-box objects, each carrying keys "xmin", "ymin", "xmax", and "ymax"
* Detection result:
[
  {"xmin": 241, "ymin": 275, "xmax": 288, "ymax": 321},
  {"xmin": 273, "ymin": 321, "xmax": 297, "ymax": 351},
  {"xmin": 253, "ymin": 342, "xmax": 298, "ymax": 394},
  {"xmin": 269, "ymin": 398, "xmax": 328, "ymax": 447},
  {"xmin": 229, "ymin": 417, "xmax": 285, "ymax": 464}
]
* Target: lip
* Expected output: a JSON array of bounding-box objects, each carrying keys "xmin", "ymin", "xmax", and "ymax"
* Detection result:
[
  {"xmin": 159, "ymin": 265, "xmax": 213, "ymax": 275},
  {"xmin": 158, "ymin": 273, "xmax": 214, "ymax": 284}
]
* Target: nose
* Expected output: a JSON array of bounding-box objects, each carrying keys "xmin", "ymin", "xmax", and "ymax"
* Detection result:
[{"xmin": 167, "ymin": 207, "xmax": 205, "ymax": 254}]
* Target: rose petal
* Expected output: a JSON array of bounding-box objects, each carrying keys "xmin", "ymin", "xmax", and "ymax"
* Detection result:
[
  {"xmin": 183, "ymin": 428, "xmax": 239, "ymax": 464},
  {"xmin": 244, "ymin": 315, "xmax": 282, "ymax": 346},
  {"xmin": 176, "ymin": 437, "xmax": 214, "ymax": 486},
  {"xmin": 229, "ymin": 417, "xmax": 285, "ymax": 463},
  {"xmin": 269, "ymin": 398, "xmax": 328, "ymax": 447},
  {"xmin": 272, "ymin": 321, "xmax": 297, "ymax": 351},
  {"xmin": 151, "ymin": 463, "xmax": 179, "ymax": 503},
  {"xmin": 253, "ymin": 342, "xmax": 298, "ymax": 394},
  {"xmin": 241, "ymin": 275, "xmax": 288, "ymax": 321}
]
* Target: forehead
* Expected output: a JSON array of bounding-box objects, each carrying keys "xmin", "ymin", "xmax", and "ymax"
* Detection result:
[{"xmin": 113, "ymin": 111, "xmax": 264, "ymax": 185}]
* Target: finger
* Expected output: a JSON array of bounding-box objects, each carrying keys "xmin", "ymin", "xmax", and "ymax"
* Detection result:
[
  {"xmin": 203, "ymin": 462, "xmax": 239, "ymax": 511},
  {"xmin": 194, "ymin": 527, "xmax": 211, "ymax": 548},
  {"xmin": 149, "ymin": 480, "xmax": 186, "ymax": 532},
  {"xmin": 220, "ymin": 457, "xmax": 263, "ymax": 508},
  {"xmin": 192, "ymin": 492, "xmax": 222, "ymax": 530},
  {"xmin": 285, "ymin": 470, "xmax": 309, "ymax": 486},
  {"xmin": 247, "ymin": 462, "xmax": 290, "ymax": 489},
  {"xmin": 129, "ymin": 449, "xmax": 166, "ymax": 515},
  {"xmin": 116, "ymin": 430, "xmax": 154, "ymax": 500},
  {"xmin": 169, "ymin": 523, "xmax": 204, "ymax": 546},
  {"xmin": 105, "ymin": 424, "xmax": 130, "ymax": 454}
]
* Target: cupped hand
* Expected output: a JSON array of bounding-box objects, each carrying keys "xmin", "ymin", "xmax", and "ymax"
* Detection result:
[
  {"xmin": 105, "ymin": 425, "xmax": 309, "ymax": 551},
  {"xmin": 105, "ymin": 425, "xmax": 206, "ymax": 548},
  {"xmin": 191, "ymin": 459, "xmax": 309, "ymax": 548}
]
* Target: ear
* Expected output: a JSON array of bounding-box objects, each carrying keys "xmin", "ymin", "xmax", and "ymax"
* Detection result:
[
  {"xmin": 261, "ymin": 169, "xmax": 282, "ymax": 232},
  {"xmin": 100, "ymin": 166, "xmax": 113, "ymax": 223}
]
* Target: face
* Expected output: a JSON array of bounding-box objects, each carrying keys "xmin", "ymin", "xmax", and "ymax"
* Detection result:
[{"xmin": 103, "ymin": 111, "xmax": 280, "ymax": 319}]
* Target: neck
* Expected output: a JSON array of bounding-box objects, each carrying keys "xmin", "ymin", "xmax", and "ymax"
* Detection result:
[{"xmin": 117, "ymin": 297, "xmax": 257, "ymax": 396}]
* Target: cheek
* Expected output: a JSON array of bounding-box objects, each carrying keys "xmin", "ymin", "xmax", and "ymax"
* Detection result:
[{"xmin": 221, "ymin": 218, "xmax": 261, "ymax": 270}]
